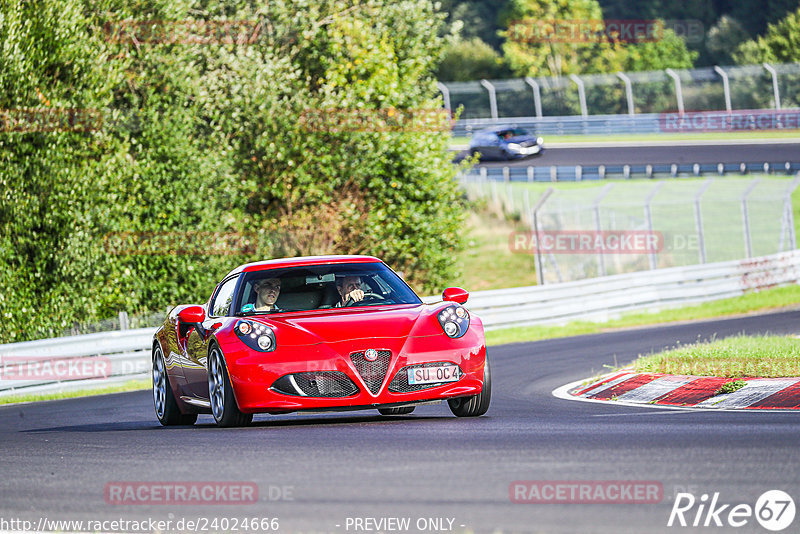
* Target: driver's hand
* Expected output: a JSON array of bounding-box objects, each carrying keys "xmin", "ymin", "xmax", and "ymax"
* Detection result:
[{"xmin": 348, "ymin": 289, "xmax": 365, "ymax": 302}]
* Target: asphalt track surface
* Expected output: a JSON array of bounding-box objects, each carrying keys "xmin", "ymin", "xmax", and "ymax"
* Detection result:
[
  {"xmin": 466, "ymin": 141, "xmax": 800, "ymax": 167},
  {"xmin": 2, "ymin": 310, "xmax": 800, "ymax": 533}
]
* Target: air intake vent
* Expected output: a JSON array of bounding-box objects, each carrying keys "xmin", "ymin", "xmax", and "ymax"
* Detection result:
[
  {"xmin": 350, "ymin": 350, "xmax": 392, "ymax": 394},
  {"xmin": 272, "ymin": 372, "xmax": 359, "ymax": 398}
]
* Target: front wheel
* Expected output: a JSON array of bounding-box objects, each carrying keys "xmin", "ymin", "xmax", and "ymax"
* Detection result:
[
  {"xmin": 208, "ymin": 345, "xmax": 253, "ymax": 427},
  {"xmin": 153, "ymin": 345, "xmax": 197, "ymax": 426},
  {"xmin": 448, "ymin": 357, "xmax": 491, "ymax": 417}
]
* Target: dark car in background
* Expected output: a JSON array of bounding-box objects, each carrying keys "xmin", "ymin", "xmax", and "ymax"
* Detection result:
[{"xmin": 468, "ymin": 126, "xmax": 544, "ymax": 161}]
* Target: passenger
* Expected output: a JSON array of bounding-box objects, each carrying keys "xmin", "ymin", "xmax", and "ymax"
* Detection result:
[{"xmin": 253, "ymin": 278, "xmax": 282, "ymax": 312}]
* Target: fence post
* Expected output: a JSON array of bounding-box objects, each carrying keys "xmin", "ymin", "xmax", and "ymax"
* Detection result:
[
  {"xmin": 694, "ymin": 179, "xmax": 713, "ymax": 264},
  {"xmin": 713, "ymin": 66, "xmax": 732, "ymax": 113},
  {"xmin": 592, "ymin": 184, "xmax": 615, "ymax": 277},
  {"xmin": 616, "ymin": 72, "xmax": 635, "ymax": 115},
  {"xmin": 480, "ymin": 79, "xmax": 498, "ymax": 120},
  {"xmin": 524, "ymin": 77, "xmax": 543, "ymax": 118},
  {"xmin": 741, "ymin": 178, "xmax": 761, "ymax": 258},
  {"xmin": 665, "ymin": 68, "xmax": 685, "ymax": 116},
  {"xmin": 780, "ymin": 176, "xmax": 800, "ymax": 251},
  {"xmin": 437, "ymin": 82, "xmax": 451, "ymax": 113},
  {"xmin": 119, "ymin": 311, "xmax": 129, "ymax": 331},
  {"xmin": 644, "ymin": 182, "xmax": 666, "ymax": 270},
  {"xmin": 569, "ymin": 74, "xmax": 588, "ymax": 117},
  {"xmin": 763, "ymin": 63, "xmax": 781, "ymax": 110},
  {"xmin": 532, "ymin": 188, "xmax": 554, "ymax": 286}
]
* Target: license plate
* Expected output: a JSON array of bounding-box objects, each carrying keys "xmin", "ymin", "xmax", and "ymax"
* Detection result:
[{"xmin": 407, "ymin": 365, "xmax": 460, "ymax": 385}]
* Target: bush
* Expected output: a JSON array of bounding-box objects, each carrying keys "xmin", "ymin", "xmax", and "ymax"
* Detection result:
[{"xmin": 0, "ymin": 0, "xmax": 464, "ymax": 342}]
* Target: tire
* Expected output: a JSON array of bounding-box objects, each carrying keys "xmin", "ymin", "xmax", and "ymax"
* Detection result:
[
  {"xmin": 448, "ymin": 356, "xmax": 491, "ymax": 417},
  {"xmin": 153, "ymin": 345, "xmax": 197, "ymax": 426},
  {"xmin": 208, "ymin": 344, "xmax": 253, "ymax": 428},
  {"xmin": 378, "ymin": 406, "xmax": 415, "ymax": 416}
]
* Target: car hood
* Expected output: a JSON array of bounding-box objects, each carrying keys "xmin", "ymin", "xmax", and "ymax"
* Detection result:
[
  {"xmin": 506, "ymin": 135, "xmax": 541, "ymax": 145},
  {"xmin": 249, "ymin": 304, "xmax": 443, "ymax": 346}
]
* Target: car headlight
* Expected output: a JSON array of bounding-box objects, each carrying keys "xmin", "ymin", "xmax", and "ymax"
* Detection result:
[
  {"xmin": 536, "ymin": 137, "xmax": 544, "ymax": 145},
  {"xmin": 506, "ymin": 142, "xmax": 522, "ymax": 151},
  {"xmin": 437, "ymin": 305, "xmax": 470, "ymax": 338},
  {"xmin": 235, "ymin": 320, "xmax": 276, "ymax": 352}
]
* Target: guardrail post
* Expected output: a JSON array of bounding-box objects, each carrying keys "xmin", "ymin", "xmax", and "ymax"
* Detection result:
[
  {"xmin": 119, "ymin": 311, "xmax": 129, "ymax": 331},
  {"xmin": 741, "ymin": 178, "xmax": 761, "ymax": 258},
  {"xmin": 714, "ymin": 66, "xmax": 732, "ymax": 113},
  {"xmin": 527, "ymin": 166, "xmax": 534, "ymax": 182},
  {"xmin": 665, "ymin": 68, "xmax": 685, "ymax": 116},
  {"xmin": 644, "ymin": 182, "xmax": 666, "ymax": 270},
  {"xmin": 437, "ymin": 82, "xmax": 451, "ymax": 113},
  {"xmin": 480, "ymin": 79, "xmax": 498, "ymax": 120},
  {"xmin": 569, "ymin": 74, "xmax": 588, "ymax": 117},
  {"xmin": 532, "ymin": 188, "xmax": 554, "ymax": 285},
  {"xmin": 779, "ymin": 176, "xmax": 800, "ymax": 251},
  {"xmin": 763, "ymin": 63, "xmax": 781, "ymax": 110},
  {"xmin": 616, "ymin": 72, "xmax": 635, "ymax": 115},
  {"xmin": 524, "ymin": 77, "xmax": 543, "ymax": 118},
  {"xmin": 592, "ymin": 184, "xmax": 615, "ymax": 277},
  {"xmin": 694, "ymin": 179, "xmax": 713, "ymax": 264}
]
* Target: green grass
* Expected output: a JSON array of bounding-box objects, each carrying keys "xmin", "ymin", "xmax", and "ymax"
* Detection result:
[
  {"xmin": 632, "ymin": 335, "xmax": 800, "ymax": 378},
  {"xmin": 454, "ymin": 208, "xmax": 538, "ymax": 291},
  {"xmin": 485, "ymin": 284, "xmax": 800, "ymax": 347},
  {"xmin": 0, "ymin": 379, "xmax": 150, "ymax": 405},
  {"xmin": 451, "ymin": 129, "xmax": 800, "ymax": 146},
  {"xmin": 715, "ymin": 380, "xmax": 747, "ymax": 395}
]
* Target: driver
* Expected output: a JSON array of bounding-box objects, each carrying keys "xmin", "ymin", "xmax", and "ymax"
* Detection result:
[
  {"xmin": 334, "ymin": 275, "xmax": 365, "ymax": 307},
  {"xmin": 253, "ymin": 278, "xmax": 282, "ymax": 312}
]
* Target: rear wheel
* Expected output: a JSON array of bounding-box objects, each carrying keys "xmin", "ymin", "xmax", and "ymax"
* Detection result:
[
  {"xmin": 153, "ymin": 345, "xmax": 197, "ymax": 426},
  {"xmin": 448, "ymin": 356, "xmax": 491, "ymax": 417},
  {"xmin": 208, "ymin": 345, "xmax": 253, "ymax": 427},
  {"xmin": 378, "ymin": 406, "xmax": 415, "ymax": 416}
]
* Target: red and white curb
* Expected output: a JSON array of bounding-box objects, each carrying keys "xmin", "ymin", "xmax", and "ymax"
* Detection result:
[{"xmin": 553, "ymin": 370, "xmax": 800, "ymax": 411}]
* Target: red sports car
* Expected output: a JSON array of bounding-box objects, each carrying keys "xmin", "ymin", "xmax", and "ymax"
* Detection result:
[{"xmin": 152, "ymin": 255, "xmax": 490, "ymax": 427}]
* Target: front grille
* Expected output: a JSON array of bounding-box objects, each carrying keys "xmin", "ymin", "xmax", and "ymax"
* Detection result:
[
  {"xmin": 388, "ymin": 362, "xmax": 463, "ymax": 393},
  {"xmin": 350, "ymin": 350, "xmax": 392, "ymax": 394},
  {"xmin": 272, "ymin": 372, "xmax": 359, "ymax": 398}
]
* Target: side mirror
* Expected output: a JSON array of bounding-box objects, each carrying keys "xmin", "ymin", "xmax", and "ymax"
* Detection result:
[
  {"xmin": 178, "ymin": 305, "xmax": 206, "ymax": 324},
  {"xmin": 442, "ymin": 287, "xmax": 469, "ymax": 304}
]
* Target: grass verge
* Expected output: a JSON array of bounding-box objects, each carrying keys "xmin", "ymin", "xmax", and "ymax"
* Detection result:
[
  {"xmin": 485, "ymin": 284, "xmax": 800, "ymax": 347},
  {"xmin": 0, "ymin": 379, "xmax": 150, "ymax": 405},
  {"xmin": 632, "ymin": 335, "xmax": 800, "ymax": 378}
]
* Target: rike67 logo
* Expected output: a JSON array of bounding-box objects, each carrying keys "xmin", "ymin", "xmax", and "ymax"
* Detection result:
[{"xmin": 668, "ymin": 490, "xmax": 795, "ymax": 531}]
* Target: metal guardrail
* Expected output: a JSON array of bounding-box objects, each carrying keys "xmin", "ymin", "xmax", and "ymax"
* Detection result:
[
  {"xmin": 461, "ymin": 161, "xmax": 800, "ymax": 182},
  {"xmin": 441, "ymin": 62, "xmax": 800, "ymax": 125},
  {"xmin": 2, "ymin": 249, "xmax": 798, "ymax": 397},
  {"xmin": 451, "ymin": 110, "xmax": 800, "ymax": 138}
]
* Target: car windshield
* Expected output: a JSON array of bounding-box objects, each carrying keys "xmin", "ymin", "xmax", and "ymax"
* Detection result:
[
  {"xmin": 236, "ymin": 262, "xmax": 422, "ymax": 315},
  {"xmin": 498, "ymin": 128, "xmax": 529, "ymax": 138}
]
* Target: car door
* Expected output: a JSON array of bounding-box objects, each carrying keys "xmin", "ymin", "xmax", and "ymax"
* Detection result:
[{"xmin": 184, "ymin": 275, "xmax": 239, "ymax": 399}]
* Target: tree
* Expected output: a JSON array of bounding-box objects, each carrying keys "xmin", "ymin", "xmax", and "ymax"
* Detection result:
[
  {"xmin": 499, "ymin": 0, "xmax": 625, "ymax": 78},
  {"xmin": 735, "ymin": 5, "xmax": 800, "ymax": 64},
  {"xmin": 436, "ymin": 37, "xmax": 512, "ymax": 81}
]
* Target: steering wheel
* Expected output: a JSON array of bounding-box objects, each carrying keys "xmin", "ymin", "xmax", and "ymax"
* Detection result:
[{"xmin": 343, "ymin": 292, "xmax": 385, "ymax": 307}]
